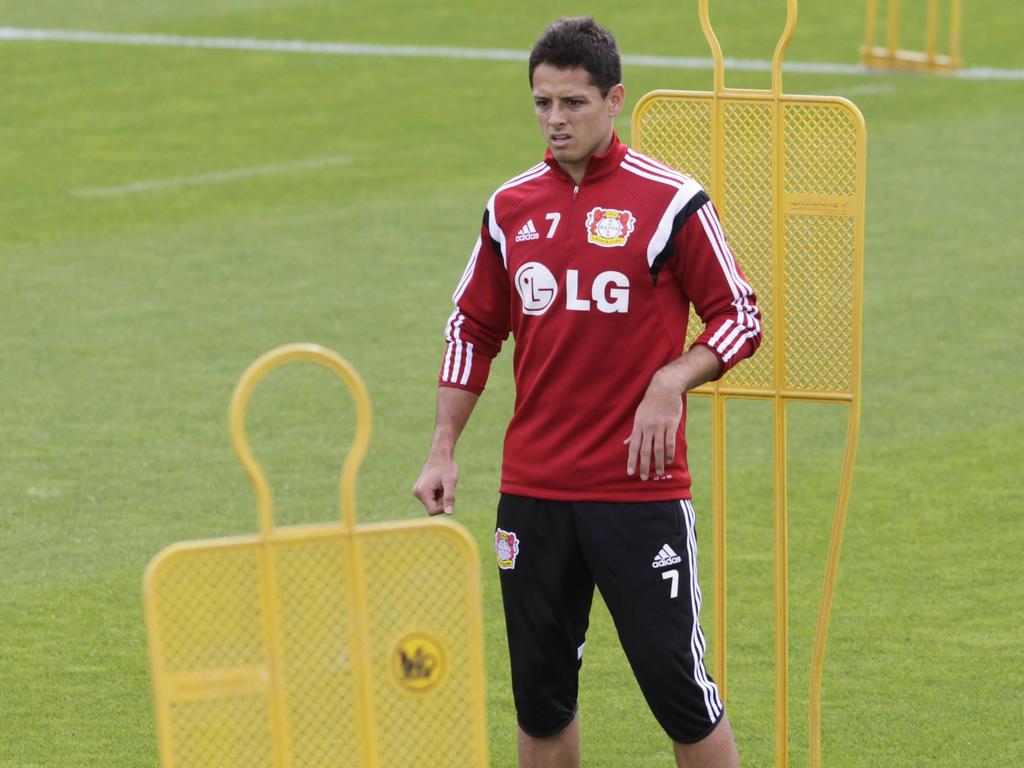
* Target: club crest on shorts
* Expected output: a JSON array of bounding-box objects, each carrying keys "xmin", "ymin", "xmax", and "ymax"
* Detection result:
[
  {"xmin": 495, "ymin": 528, "xmax": 520, "ymax": 569},
  {"xmin": 586, "ymin": 207, "xmax": 636, "ymax": 248}
]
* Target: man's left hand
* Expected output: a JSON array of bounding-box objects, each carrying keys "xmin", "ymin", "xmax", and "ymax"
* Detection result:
[
  {"xmin": 625, "ymin": 371, "xmax": 683, "ymax": 480},
  {"xmin": 625, "ymin": 345, "xmax": 722, "ymax": 480}
]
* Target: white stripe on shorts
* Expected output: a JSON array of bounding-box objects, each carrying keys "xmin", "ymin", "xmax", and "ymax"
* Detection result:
[{"xmin": 681, "ymin": 499, "xmax": 724, "ymax": 721}]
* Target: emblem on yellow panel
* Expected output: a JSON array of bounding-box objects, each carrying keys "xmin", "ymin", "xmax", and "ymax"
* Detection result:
[{"xmin": 391, "ymin": 632, "xmax": 447, "ymax": 694}]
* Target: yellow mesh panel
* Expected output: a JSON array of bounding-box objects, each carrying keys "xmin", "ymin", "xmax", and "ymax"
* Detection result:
[
  {"xmin": 168, "ymin": 695, "xmax": 274, "ymax": 768},
  {"xmin": 784, "ymin": 215, "xmax": 856, "ymax": 392},
  {"xmin": 632, "ymin": 96, "xmax": 713, "ymax": 189},
  {"xmin": 148, "ymin": 527, "xmax": 486, "ymax": 768},
  {"xmin": 276, "ymin": 541, "xmax": 360, "ymax": 767},
  {"xmin": 362, "ymin": 528, "xmax": 483, "ymax": 768},
  {"xmin": 633, "ymin": 92, "xmax": 862, "ymax": 397},
  {"xmin": 784, "ymin": 103, "xmax": 858, "ymax": 197},
  {"xmin": 158, "ymin": 549, "xmax": 264, "ymax": 673},
  {"xmin": 720, "ymin": 101, "xmax": 776, "ymax": 391}
]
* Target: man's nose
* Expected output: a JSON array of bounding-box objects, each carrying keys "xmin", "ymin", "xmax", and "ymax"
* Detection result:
[{"xmin": 547, "ymin": 104, "xmax": 566, "ymax": 126}]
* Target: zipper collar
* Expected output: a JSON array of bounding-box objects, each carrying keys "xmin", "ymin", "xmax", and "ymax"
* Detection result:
[{"xmin": 543, "ymin": 132, "xmax": 627, "ymax": 186}]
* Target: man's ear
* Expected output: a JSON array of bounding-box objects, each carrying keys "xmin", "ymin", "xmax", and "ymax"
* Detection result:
[{"xmin": 607, "ymin": 83, "xmax": 626, "ymax": 118}]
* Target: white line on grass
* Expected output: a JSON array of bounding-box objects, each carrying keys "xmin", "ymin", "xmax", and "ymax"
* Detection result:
[
  {"xmin": 73, "ymin": 154, "xmax": 354, "ymax": 197},
  {"xmin": 3, "ymin": 27, "xmax": 1023, "ymax": 81},
  {"xmin": 26, "ymin": 487, "xmax": 62, "ymax": 498}
]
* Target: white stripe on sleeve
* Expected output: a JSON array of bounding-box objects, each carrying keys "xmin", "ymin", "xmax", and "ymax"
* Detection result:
[
  {"xmin": 459, "ymin": 342, "xmax": 474, "ymax": 385},
  {"xmin": 453, "ymin": 237, "xmax": 483, "ymax": 303},
  {"xmin": 450, "ymin": 317, "xmax": 465, "ymax": 382},
  {"xmin": 441, "ymin": 309, "xmax": 458, "ymax": 381},
  {"xmin": 708, "ymin": 318, "xmax": 735, "ymax": 348},
  {"xmin": 642, "ymin": 183, "xmax": 704, "ymax": 268},
  {"xmin": 442, "ymin": 312, "xmax": 466, "ymax": 383},
  {"xmin": 723, "ymin": 330, "xmax": 760, "ymax": 363},
  {"xmin": 696, "ymin": 207, "xmax": 760, "ymax": 336},
  {"xmin": 701, "ymin": 203, "xmax": 755, "ymax": 296}
]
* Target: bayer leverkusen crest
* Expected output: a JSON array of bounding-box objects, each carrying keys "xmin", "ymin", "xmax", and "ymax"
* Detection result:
[
  {"xmin": 495, "ymin": 528, "xmax": 520, "ymax": 570},
  {"xmin": 586, "ymin": 207, "xmax": 636, "ymax": 248}
]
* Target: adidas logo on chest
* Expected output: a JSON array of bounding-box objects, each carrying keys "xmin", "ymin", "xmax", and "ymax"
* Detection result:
[
  {"xmin": 652, "ymin": 543, "xmax": 682, "ymax": 568},
  {"xmin": 515, "ymin": 219, "xmax": 541, "ymax": 242}
]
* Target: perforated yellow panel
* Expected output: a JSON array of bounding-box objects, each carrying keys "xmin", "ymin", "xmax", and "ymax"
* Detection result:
[
  {"xmin": 144, "ymin": 345, "xmax": 488, "ymax": 768},
  {"xmin": 631, "ymin": 3, "xmax": 866, "ymax": 767},
  {"xmin": 783, "ymin": 214, "xmax": 856, "ymax": 393},
  {"xmin": 275, "ymin": 540, "xmax": 359, "ymax": 767},
  {"xmin": 634, "ymin": 93, "xmax": 863, "ymax": 399},
  {"xmin": 361, "ymin": 527, "xmax": 483, "ymax": 768}
]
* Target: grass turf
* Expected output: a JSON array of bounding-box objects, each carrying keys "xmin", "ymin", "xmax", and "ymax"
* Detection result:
[{"xmin": 1, "ymin": 1, "xmax": 1022, "ymax": 766}]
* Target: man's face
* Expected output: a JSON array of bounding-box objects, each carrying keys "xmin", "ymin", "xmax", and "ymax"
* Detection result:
[{"xmin": 531, "ymin": 64, "xmax": 624, "ymax": 178}]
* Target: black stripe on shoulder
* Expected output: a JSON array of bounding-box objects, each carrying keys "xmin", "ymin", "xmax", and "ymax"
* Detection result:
[
  {"xmin": 650, "ymin": 190, "xmax": 711, "ymax": 283},
  {"xmin": 483, "ymin": 209, "xmax": 503, "ymax": 262}
]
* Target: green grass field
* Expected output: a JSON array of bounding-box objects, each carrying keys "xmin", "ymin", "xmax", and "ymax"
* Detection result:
[{"xmin": 1, "ymin": 1, "xmax": 1022, "ymax": 766}]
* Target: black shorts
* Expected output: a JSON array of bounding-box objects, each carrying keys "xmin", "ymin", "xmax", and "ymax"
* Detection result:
[{"xmin": 495, "ymin": 494, "xmax": 724, "ymax": 743}]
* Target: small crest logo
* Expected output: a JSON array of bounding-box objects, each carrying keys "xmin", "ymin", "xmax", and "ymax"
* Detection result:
[
  {"xmin": 586, "ymin": 207, "xmax": 636, "ymax": 248},
  {"xmin": 391, "ymin": 632, "xmax": 446, "ymax": 694},
  {"xmin": 495, "ymin": 528, "xmax": 520, "ymax": 569}
]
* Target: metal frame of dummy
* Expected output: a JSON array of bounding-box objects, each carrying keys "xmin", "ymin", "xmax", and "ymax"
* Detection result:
[
  {"xmin": 144, "ymin": 344, "xmax": 488, "ymax": 768},
  {"xmin": 632, "ymin": 2, "xmax": 866, "ymax": 765},
  {"xmin": 862, "ymin": 0, "xmax": 963, "ymax": 73}
]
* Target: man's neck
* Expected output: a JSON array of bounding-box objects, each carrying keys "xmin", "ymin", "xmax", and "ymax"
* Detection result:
[
  {"xmin": 562, "ymin": 160, "xmax": 587, "ymax": 185},
  {"xmin": 560, "ymin": 130, "xmax": 615, "ymax": 185}
]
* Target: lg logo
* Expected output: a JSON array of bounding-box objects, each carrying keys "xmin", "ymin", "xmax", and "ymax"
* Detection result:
[
  {"xmin": 514, "ymin": 262, "xmax": 630, "ymax": 315},
  {"xmin": 515, "ymin": 262, "xmax": 558, "ymax": 314}
]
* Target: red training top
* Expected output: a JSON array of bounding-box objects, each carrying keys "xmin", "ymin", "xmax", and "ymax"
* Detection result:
[{"xmin": 438, "ymin": 135, "xmax": 760, "ymax": 501}]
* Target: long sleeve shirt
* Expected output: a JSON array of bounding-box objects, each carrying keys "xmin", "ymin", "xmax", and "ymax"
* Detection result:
[{"xmin": 439, "ymin": 134, "xmax": 760, "ymax": 501}]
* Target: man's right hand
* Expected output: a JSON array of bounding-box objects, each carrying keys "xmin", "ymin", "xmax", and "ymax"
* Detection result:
[
  {"xmin": 413, "ymin": 385, "xmax": 478, "ymax": 516},
  {"xmin": 412, "ymin": 454, "xmax": 459, "ymax": 516}
]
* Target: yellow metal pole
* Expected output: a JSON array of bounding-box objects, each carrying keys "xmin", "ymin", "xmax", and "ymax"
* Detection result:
[
  {"xmin": 229, "ymin": 343, "xmax": 373, "ymax": 533},
  {"xmin": 698, "ymin": 0, "xmax": 726, "ymax": 96},
  {"xmin": 864, "ymin": 0, "xmax": 879, "ymax": 52},
  {"xmin": 772, "ymin": 399, "xmax": 789, "ymax": 768},
  {"xmin": 809, "ymin": 100, "xmax": 865, "ymax": 764},
  {"xmin": 887, "ymin": 0, "xmax": 901, "ymax": 56},
  {"xmin": 925, "ymin": 0, "xmax": 940, "ymax": 61},
  {"xmin": 699, "ymin": 0, "xmax": 730, "ymax": 698},
  {"xmin": 346, "ymin": 539, "xmax": 380, "ymax": 767},
  {"xmin": 711, "ymin": 393, "xmax": 728, "ymax": 697},
  {"xmin": 771, "ymin": 0, "xmax": 798, "ymax": 96},
  {"xmin": 228, "ymin": 343, "xmax": 379, "ymax": 767},
  {"xmin": 808, "ymin": 403, "xmax": 861, "ymax": 767},
  {"xmin": 256, "ymin": 536, "xmax": 294, "ymax": 768},
  {"xmin": 950, "ymin": 0, "xmax": 963, "ymax": 63},
  {"xmin": 230, "ymin": 360, "xmax": 275, "ymax": 539},
  {"xmin": 143, "ymin": 576, "xmax": 175, "ymax": 768},
  {"xmin": 771, "ymin": 3, "xmax": 797, "ymax": 764}
]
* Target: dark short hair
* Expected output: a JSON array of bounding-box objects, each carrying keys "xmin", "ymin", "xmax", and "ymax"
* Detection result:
[{"xmin": 528, "ymin": 17, "xmax": 622, "ymax": 97}]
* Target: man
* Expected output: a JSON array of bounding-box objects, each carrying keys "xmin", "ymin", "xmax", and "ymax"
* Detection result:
[{"xmin": 413, "ymin": 17, "xmax": 759, "ymax": 768}]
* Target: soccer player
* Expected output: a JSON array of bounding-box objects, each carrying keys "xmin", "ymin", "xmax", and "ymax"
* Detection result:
[{"xmin": 413, "ymin": 17, "xmax": 759, "ymax": 768}]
